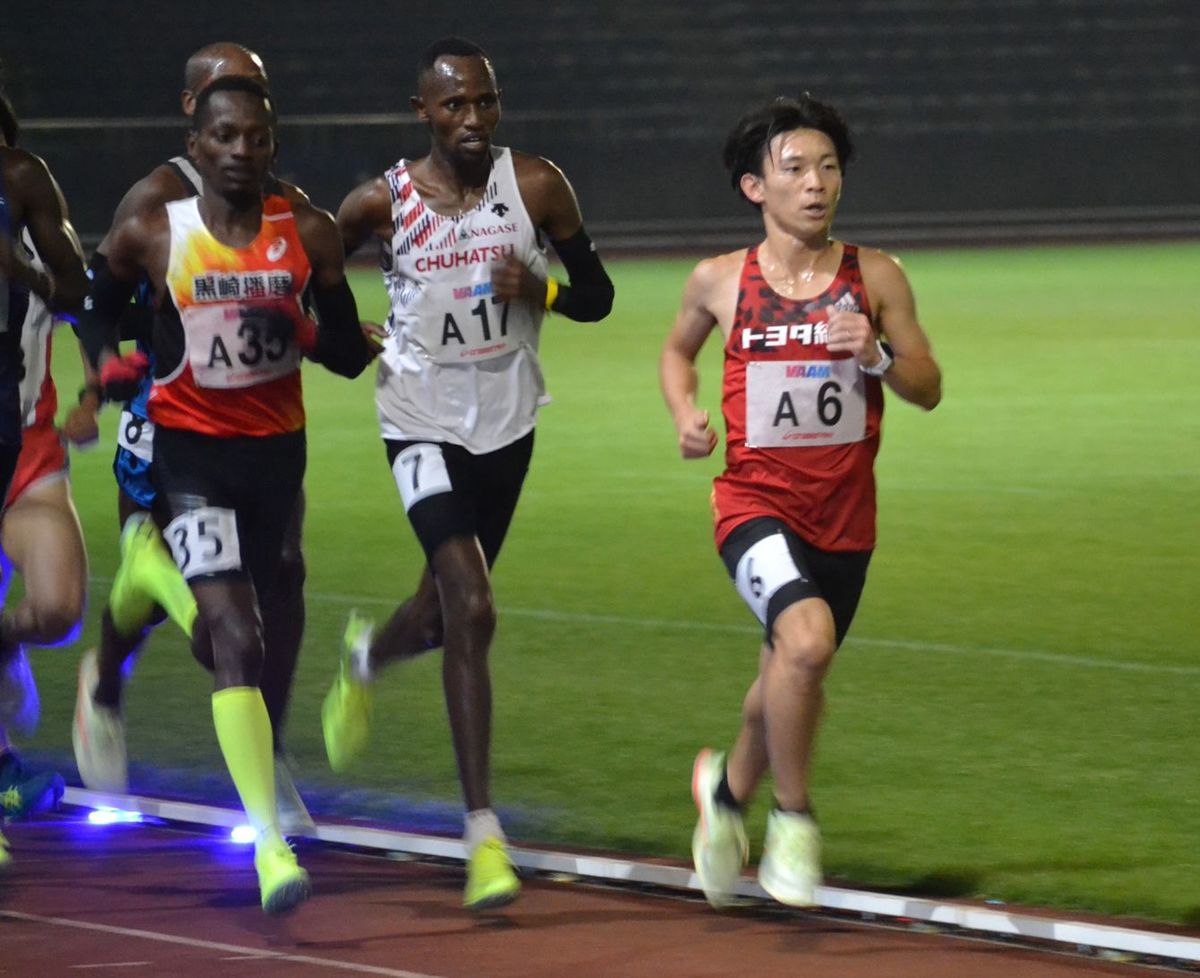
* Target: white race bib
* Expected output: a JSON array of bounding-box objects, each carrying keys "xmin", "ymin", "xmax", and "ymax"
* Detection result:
[
  {"xmin": 426, "ymin": 292, "xmax": 533, "ymax": 365},
  {"xmin": 392, "ymin": 443, "xmax": 453, "ymax": 511},
  {"xmin": 183, "ymin": 304, "xmax": 300, "ymax": 389},
  {"xmin": 117, "ymin": 409, "xmax": 155, "ymax": 462},
  {"xmin": 165, "ymin": 506, "xmax": 242, "ymax": 579},
  {"xmin": 745, "ymin": 359, "xmax": 867, "ymax": 448}
]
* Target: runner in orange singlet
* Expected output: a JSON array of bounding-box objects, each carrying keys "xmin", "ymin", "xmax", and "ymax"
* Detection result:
[{"xmin": 75, "ymin": 77, "xmax": 372, "ymax": 913}]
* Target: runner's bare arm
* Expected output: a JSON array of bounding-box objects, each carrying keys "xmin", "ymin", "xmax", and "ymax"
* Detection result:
[
  {"xmin": 1, "ymin": 151, "xmax": 88, "ymax": 313},
  {"xmin": 496, "ymin": 154, "xmax": 613, "ymax": 321},
  {"xmin": 859, "ymin": 248, "xmax": 941, "ymax": 410},
  {"xmin": 335, "ymin": 177, "xmax": 392, "ymax": 260},
  {"xmin": 661, "ymin": 257, "xmax": 730, "ymax": 459}
]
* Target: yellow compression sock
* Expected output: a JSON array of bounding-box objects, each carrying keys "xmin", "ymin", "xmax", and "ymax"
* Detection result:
[
  {"xmin": 211, "ymin": 687, "xmax": 278, "ymax": 839},
  {"xmin": 109, "ymin": 515, "xmax": 198, "ymax": 639}
]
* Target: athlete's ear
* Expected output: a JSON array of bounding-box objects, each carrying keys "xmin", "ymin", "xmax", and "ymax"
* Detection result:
[
  {"xmin": 181, "ymin": 89, "xmax": 196, "ymax": 117},
  {"xmin": 410, "ymin": 94, "xmax": 427, "ymax": 122},
  {"xmin": 186, "ymin": 128, "xmax": 197, "ymax": 159},
  {"xmin": 740, "ymin": 172, "xmax": 765, "ymax": 206}
]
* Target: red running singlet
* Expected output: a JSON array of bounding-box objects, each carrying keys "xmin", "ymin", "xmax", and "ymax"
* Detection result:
[{"xmin": 712, "ymin": 244, "xmax": 884, "ymax": 553}]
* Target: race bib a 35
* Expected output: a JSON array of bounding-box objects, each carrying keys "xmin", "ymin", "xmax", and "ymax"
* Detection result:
[{"xmin": 184, "ymin": 304, "xmax": 300, "ymax": 389}]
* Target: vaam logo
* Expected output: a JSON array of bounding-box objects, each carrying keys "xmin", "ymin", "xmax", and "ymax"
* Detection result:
[
  {"xmin": 453, "ymin": 282, "xmax": 495, "ymax": 301},
  {"xmin": 785, "ymin": 364, "xmax": 831, "ymax": 378}
]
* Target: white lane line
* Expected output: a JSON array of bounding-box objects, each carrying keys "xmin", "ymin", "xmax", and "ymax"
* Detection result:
[
  {"xmin": 87, "ymin": 577, "xmax": 1199, "ymax": 677},
  {"xmin": 0, "ymin": 911, "xmax": 445, "ymax": 978},
  {"xmin": 846, "ymin": 635, "xmax": 1200, "ymax": 675},
  {"xmin": 70, "ymin": 964, "xmax": 152, "ymax": 970}
]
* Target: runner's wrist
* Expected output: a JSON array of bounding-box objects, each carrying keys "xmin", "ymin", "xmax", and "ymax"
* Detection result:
[
  {"xmin": 859, "ymin": 339, "xmax": 894, "ymax": 376},
  {"xmin": 78, "ymin": 383, "xmax": 103, "ymax": 409}
]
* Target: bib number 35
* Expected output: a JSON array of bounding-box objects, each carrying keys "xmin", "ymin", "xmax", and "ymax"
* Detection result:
[{"xmin": 165, "ymin": 506, "xmax": 242, "ymax": 580}]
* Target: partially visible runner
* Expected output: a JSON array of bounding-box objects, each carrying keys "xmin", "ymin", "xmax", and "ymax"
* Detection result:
[
  {"xmin": 328, "ymin": 36, "xmax": 613, "ymax": 911},
  {"xmin": 0, "ymin": 85, "xmax": 89, "ymax": 871},
  {"xmin": 75, "ymin": 77, "xmax": 373, "ymax": 912},
  {"xmin": 660, "ymin": 95, "xmax": 941, "ymax": 909},
  {"xmin": 71, "ymin": 43, "xmax": 315, "ymax": 835},
  {"xmin": 0, "ymin": 233, "xmax": 97, "ymax": 820}
]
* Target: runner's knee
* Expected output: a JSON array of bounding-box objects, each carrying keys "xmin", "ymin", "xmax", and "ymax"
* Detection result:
[
  {"xmin": 445, "ymin": 588, "xmax": 495, "ymax": 649},
  {"xmin": 205, "ymin": 613, "xmax": 264, "ymax": 683},
  {"xmin": 27, "ymin": 600, "xmax": 83, "ymax": 647},
  {"xmin": 770, "ymin": 628, "xmax": 836, "ymax": 683}
]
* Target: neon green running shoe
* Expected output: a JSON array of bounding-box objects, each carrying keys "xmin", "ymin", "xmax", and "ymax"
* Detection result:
[
  {"xmin": 464, "ymin": 836, "xmax": 520, "ymax": 911},
  {"xmin": 255, "ymin": 832, "xmax": 311, "ymax": 914},
  {"xmin": 320, "ymin": 611, "xmax": 375, "ymax": 773},
  {"xmin": 0, "ymin": 827, "xmax": 12, "ymax": 875},
  {"xmin": 0, "ymin": 751, "xmax": 65, "ymax": 820},
  {"xmin": 109, "ymin": 513, "xmax": 171, "ymax": 637}
]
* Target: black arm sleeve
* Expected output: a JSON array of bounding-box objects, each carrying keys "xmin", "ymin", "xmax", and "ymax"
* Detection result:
[
  {"xmin": 548, "ymin": 226, "xmax": 614, "ymax": 323},
  {"xmin": 73, "ymin": 252, "xmax": 137, "ymax": 369},
  {"xmin": 309, "ymin": 278, "xmax": 374, "ymax": 379}
]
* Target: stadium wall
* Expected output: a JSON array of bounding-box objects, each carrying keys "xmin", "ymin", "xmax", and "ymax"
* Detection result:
[{"xmin": 4, "ymin": 0, "xmax": 1197, "ymax": 250}]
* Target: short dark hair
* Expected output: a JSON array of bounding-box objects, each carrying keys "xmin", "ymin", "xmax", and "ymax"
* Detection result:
[
  {"xmin": 0, "ymin": 92, "xmax": 17, "ymax": 147},
  {"xmin": 191, "ymin": 75, "xmax": 276, "ymax": 131},
  {"xmin": 723, "ymin": 95, "xmax": 855, "ymax": 204},
  {"xmin": 418, "ymin": 36, "xmax": 489, "ymax": 79}
]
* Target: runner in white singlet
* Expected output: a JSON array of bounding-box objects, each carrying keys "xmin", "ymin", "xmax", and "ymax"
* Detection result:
[{"xmin": 330, "ymin": 36, "xmax": 614, "ymax": 912}]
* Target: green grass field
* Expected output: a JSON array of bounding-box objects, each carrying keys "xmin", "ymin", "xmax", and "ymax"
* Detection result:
[{"xmin": 14, "ymin": 241, "xmax": 1200, "ymax": 924}]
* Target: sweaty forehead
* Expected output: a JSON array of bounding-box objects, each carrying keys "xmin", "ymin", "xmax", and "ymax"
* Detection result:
[{"xmin": 421, "ymin": 55, "xmax": 495, "ymax": 96}]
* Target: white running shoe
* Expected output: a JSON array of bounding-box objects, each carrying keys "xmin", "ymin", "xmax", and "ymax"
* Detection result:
[
  {"xmin": 758, "ymin": 809, "xmax": 821, "ymax": 907},
  {"xmin": 274, "ymin": 753, "xmax": 316, "ymax": 836},
  {"xmin": 72, "ymin": 649, "xmax": 128, "ymax": 793},
  {"xmin": 690, "ymin": 748, "xmax": 748, "ymax": 908}
]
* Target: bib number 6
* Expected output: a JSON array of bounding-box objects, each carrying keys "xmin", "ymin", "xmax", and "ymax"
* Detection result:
[
  {"xmin": 165, "ymin": 506, "xmax": 242, "ymax": 580},
  {"xmin": 817, "ymin": 381, "xmax": 843, "ymax": 427}
]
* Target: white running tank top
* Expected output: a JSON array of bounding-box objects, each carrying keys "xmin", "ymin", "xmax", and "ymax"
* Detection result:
[
  {"xmin": 17, "ymin": 230, "xmax": 54, "ymax": 428},
  {"xmin": 375, "ymin": 146, "xmax": 549, "ymax": 454}
]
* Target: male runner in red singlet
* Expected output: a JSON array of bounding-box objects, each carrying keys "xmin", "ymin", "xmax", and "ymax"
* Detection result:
[
  {"xmin": 75, "ymin": 77, "xmax": 373, "ymax": 913},
  {"xmin": 329, "ymin": 37, "xmax": 613, "ymax": 911},
  {"xmin": 661, "ymin": 95, "xmax": 942, "ymax": 910},
  {"xmin": 0, "ymin": 86, "xmax": 89, "ymax": 868},
  {"xmin": 72, "ymin": 44, "xmax": 316, "ymax": 835}
]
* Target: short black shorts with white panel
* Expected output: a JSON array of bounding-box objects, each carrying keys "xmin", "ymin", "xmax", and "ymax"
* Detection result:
[
  {"xmin": 385, "ymin": 432, "xmax": 534, "ymax": 567},
  {"xmin": 152, "ymin": 426, "xmax": 305, "ymax": 592},
  {"xmin": 720, "ymin": 516, "xmax": 872, "ymax": 645}
]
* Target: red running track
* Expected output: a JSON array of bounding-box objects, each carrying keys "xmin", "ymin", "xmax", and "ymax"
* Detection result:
[{"xmin": 0, "ymin": 817, "xmax": 1177, "ymax": 977}]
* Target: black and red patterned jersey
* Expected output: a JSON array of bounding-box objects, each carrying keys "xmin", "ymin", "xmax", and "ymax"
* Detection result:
[{"xmin": 713, "ymin": 243, "xmax": 884, "ymax": 553}]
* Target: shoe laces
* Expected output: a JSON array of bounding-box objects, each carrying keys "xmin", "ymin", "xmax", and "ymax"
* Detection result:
[
  {"xmin": 770, "ymin": 814, "xmax": 817, "ymax": 860},
  {"xmin": 2, "ymin": 786, "xmax": 22, "ymax": 812},
  {"xmin": 259, "ymin": 834, "xmax": 297, "ymax": 859}
]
